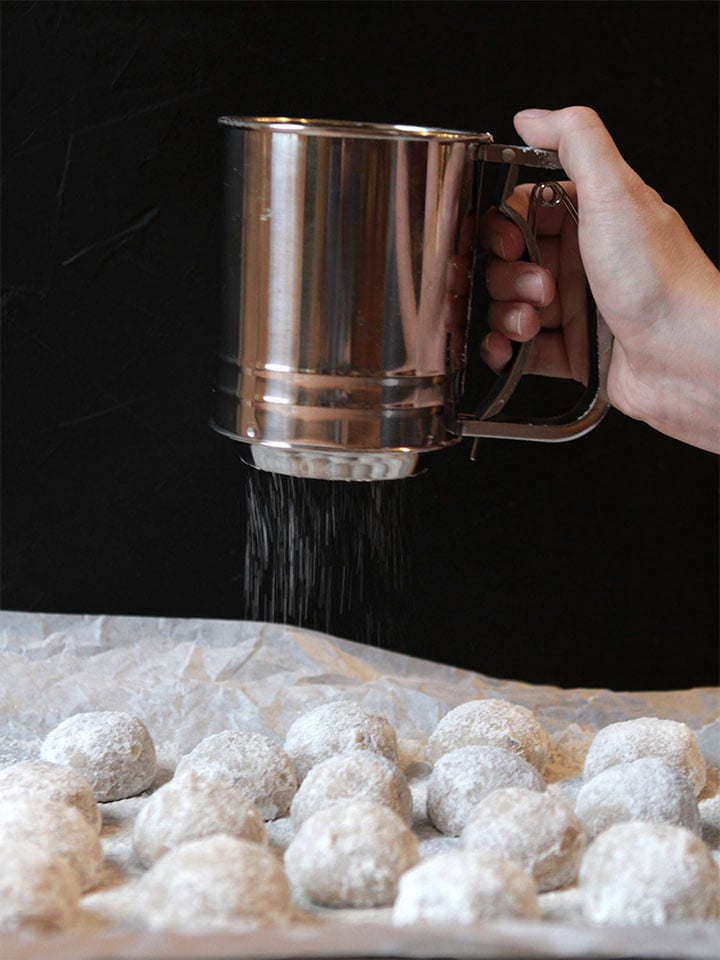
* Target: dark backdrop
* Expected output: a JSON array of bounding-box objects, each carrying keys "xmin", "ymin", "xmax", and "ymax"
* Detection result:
[{"xmin": 2, "ymin": 0, "xmax": 718, "ymax": 690}]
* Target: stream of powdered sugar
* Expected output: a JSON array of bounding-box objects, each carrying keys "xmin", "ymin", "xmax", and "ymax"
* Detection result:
[{"xmin": 243, "ymin": 468, "xmax": 415, "ymax": 649}]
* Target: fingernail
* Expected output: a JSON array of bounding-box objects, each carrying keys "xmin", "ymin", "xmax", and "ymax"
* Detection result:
[
  {"xmin": 515, "ymin": 271, "xmax": 546, "ymax": 302},
  {"xmin": 508, "ymin": 307, "xmax": 524, "ymax": 337},
  {"xmin": 490, "ymin": 230, "xmax": 506, "ymax": 259},
  {"xmin": 515, "ymin": 108, "xmax": 552, "ymax": 120}
]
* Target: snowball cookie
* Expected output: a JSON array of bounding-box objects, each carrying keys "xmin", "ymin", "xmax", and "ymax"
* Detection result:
[
  {"xmin": 547, "ymin": 776, "xmax": 583, "ymax": 807},
  {"xmin": 40, "ymin": 711, "xmax": 157, "ymax": 802},
  {"xmin": 284, "ymin": 799, "xmax": 418, "ymax": 907},
  {"xmin": 141, "ymin": 834, "xmax": 292, "ymax": 931},
  {"xmin": 538, "ymin": 886, "xmax": 584, "ymax": 923},
  {"xmin": 393, "ymin": 850, "xmax": 539, "ymax": 925},
  {"xmin": 700, "ymin": 792, "xmax": 720, "ymax": 848},
  {"xmin": 132, "ymin": 771, "xmax": 267, "ymax": 867},
  {"xmin": 579, "ymin": 821, "xmax": 720, "ymax": 924},
  {"xmin": 284, "ymin": 701, "xmax": 398, "ymax": 784},
  {"xmin": 290, "ymin": 751, "xmax": 412, "ymax": 827},
  {"xmin": 462, "ymin": 787, "xmax": 586, "ymax": 891},
  {"xmin": 427, "ymin": 745, "xmax": 545, "ymax": 837},
  {"xmin": 576, "ymin": 757, "xmax": 701, "ymax": 839},
  {"xmin": 0, "ymin": 841, "xmax": 81, "ymax": 932},
  {"xmin": 426, "ymin": 699, "xmax": 550, "ymax": 773},
  {"xmin": 175, "ymin": 731, "xmax": 296, "ymax": 820},
  {"xmin": 0, "ymin": 760, "xmax": 101, "ymax": 832},
  {"xmin": 583, "ymin": 717, "xmax": 706, "ymax": 796},
  {"xmin": 0, "ymin": 798, "xmax": 103, "ymax": 891}
]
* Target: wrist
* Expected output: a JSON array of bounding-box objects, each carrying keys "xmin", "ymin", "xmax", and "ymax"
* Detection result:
[{"xmin": 612, "ymin": 264, "xmax": 720, "ymax": 453}]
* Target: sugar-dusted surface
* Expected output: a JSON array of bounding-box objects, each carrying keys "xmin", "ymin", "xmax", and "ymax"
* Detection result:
[
  {"xmin": 285, "ymin": 799, "xmax": 418, "ymax": 908},
  {"xmin": 426, "ymin": 699, "xmax": 551, "ymax": 771},
  {"xmin": 0, "ymin": 760, "xmax": 101, "ymax": 832},
  {"xmin": 140, "ymin": 835, "xmax": 293, "ymax": 931},
  {"xmin": 175, "ymin": 731, "xmax": 296, "ymax": 820},
  {"xmin": 40, "ymin": 712, "xmax": 157, "ymax": 802},
  {"xmin": 579, "ymin": 822, "xmax": 720, "ymax": 925},
  {"xmin": 393, "ymin": 850, "xmax": 538, "ymax": 925},
  {"xmin": 0, "ymin": 841, "xmax": 81, "ymax": 932},
  {"xmin": 290, "ymin": 752, "xmax": 412, "ymax": 826},
  {"xmin": 0, "ymin": 798, "xmax": 104, "ymax": 892},
  {"xmin": 576, "ymin": 757, "xmax": 701, "ymax": 838},
  {"xmin": 462, "ymin": 787, "xmax": 586, "ymax": 891},
  {"xmin": 0, "ymin": 612, "xmax": 718, "ymax": 960},
  {"xmin": 583, "ymin": 717, "xmax": 707, "ymax": 795},
  {"xmin": 132, "ymin": 772, "xmax": 266, "ymax": 866},
  {"xmin": 284, "ymin": 701, "xmax": 398, "ymax": 783},
  {"xmin": 427, "ymin": 745, "xmax": 545, "ymax": 836}
]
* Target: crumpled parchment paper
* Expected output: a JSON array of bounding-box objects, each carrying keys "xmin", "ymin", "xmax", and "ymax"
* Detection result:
[{"xmin": 1, "ymin": 610, "xmax": 718, "ymax": 960}]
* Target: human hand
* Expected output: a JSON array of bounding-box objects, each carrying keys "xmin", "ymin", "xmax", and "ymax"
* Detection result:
[{"xmin": 480, "ymin": 106, "xmax": 720, "ymax": 453}]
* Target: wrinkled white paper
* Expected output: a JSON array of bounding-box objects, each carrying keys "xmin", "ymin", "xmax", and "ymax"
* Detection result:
[{"xmin": 1, "ymin": 610, "xmax": 718, "ymax": 960}]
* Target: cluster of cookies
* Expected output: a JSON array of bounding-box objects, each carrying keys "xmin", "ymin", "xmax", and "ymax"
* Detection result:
[{"xmin": 1, "ymin": 699, "xmax": 718, "ymax": 933}]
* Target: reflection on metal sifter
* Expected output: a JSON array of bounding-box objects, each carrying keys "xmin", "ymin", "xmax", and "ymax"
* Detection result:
[{"xmin": 212, "ymin": 118, "xmax": 612, "ymax": 480}]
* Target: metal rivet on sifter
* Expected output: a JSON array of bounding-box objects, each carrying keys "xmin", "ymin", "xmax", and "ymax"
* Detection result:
[
  {"xmin": 246, "ymin": 424, "xmax": 258, "ymax": 439},
  {"xmin": 502, "ymin": 148, "xmax": 516, "ymax": 163}
]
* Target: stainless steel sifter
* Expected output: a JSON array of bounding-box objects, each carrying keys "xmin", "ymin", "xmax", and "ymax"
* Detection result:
[{"xmin": 212, "ymin": 117, "xmax": 611, "ymax": 480}]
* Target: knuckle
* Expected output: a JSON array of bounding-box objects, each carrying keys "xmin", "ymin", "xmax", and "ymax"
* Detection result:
[{"xmin": 559, "ymin": 105, "xmax": 601, "ymax": 130}]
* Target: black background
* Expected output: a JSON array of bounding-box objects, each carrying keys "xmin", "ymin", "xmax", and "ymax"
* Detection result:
[{"xmin": 2, "ymin": 1, "xmax": 718, "ymax": 691}]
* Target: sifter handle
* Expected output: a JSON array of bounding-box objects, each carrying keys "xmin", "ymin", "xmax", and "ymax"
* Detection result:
[{"xmin": 460, "ymin": 143, "xmax": 612, "ymax": 444}]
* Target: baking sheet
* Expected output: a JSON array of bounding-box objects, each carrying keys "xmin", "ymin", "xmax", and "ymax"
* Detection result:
[{"xmin": 0, "ymin": 610, "xmax": 718, "ymax": 960}]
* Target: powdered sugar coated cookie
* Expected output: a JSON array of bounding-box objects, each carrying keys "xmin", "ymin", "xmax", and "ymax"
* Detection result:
[
  {"xmin": 576, "ymin": 757, "xmax": 701, "ymax": 838},
  {"xmin": 427, "ymin": 745, "xmax": 545, "ymax": 836},
  {"xmin": 284, "ymin": 799, "xmax": 418, "ymax": 907},
  {"xmin": 0, "ymin": 841, "xmax": 81, "ymax": 932},
  {"xmin": 40, "ymin": 712, "xmax": 157, "ymax": 802},
  {"xmin": 140, "ymin": 834, "xmax": 292, "ymax": 931},
  {"xmin": 0, "ymin": 798, "xmax": 103, "ymax": 891},
  {"xmin": 0, "ymin": 760, "xmax": 101, "ymax": 832},
  {"xmin": 285, "ymin": 700, "xmax": 397, "ymax": 783},
  {"xmin": 132, "ymin": 771, "xmax": 267, "ymax": 867},
  {"xmin": 462, "ymin": 786, "xmax": 586, "ymax": 891},
  {"xmin": 700, "ymin": 794, "xmax": 720, "ymax": 848},
  {"xmin": 175, "ymin": 732, "xmax": 296, "ymax": 820},
  {"xmin": 425, "ymin": 700, "xmax": 550, "ymax": 772},
  {"xmin": 393, "ymin": 850, "xmax": 539, "ymax": 925},
  {"xmin": 579, "ymin": 821, "xmax": 720, "ymax": 924},
  {"xmin": 290, "ymin": 751, "xmax": 412, "ymax": 827},
  {"xmin": 582, "ymin": 718, "xmax": 706, "ymax": 796},
  {"xmin": 284, "ymin": 701, "xmax": 398, "ymax": 782}
]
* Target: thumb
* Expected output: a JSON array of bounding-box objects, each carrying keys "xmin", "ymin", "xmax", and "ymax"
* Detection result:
[{"xmin": 513, "ymin": 107, "xmax": 644, "ymax": 205}]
